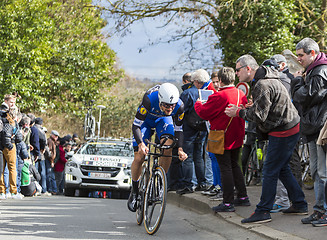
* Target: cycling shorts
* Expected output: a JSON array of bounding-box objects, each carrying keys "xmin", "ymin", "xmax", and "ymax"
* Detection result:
[{"xmin": 133, "ymin": 116, "xmax": 175, "ymax": 148}]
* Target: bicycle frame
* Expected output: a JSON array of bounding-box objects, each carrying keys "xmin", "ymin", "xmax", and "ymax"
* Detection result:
[{"xmin": 84, "ymin": 100, "xmax": 96, "ymax": 140}]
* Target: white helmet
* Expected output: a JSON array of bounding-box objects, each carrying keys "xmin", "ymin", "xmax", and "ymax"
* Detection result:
[{"xmin": 158, "ymin": 83, "xmax": 179, "ymax": 104}]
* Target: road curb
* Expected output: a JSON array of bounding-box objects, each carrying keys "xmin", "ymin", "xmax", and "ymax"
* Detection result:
[{"xmin": 167, "ymin": 192, "xmax": 306, "ymax": 240}]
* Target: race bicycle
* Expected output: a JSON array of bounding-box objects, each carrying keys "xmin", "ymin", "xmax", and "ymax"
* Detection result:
[
  {"xmin": 136, "ymin": 136, "xmax": 176, "ymax": 235},
  {"xmin": 84, "ymin": 100, "xmax": 96, "ymax": 140}
]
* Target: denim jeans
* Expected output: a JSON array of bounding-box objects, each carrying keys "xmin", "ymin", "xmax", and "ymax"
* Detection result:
[
  {"xmin": 256, "ymin": 133, "xmax": 307, "ymax": 212},
  {"xmin": 3, "ymin": 165, "xmax": 9, "ymax": 194},
  {"xmin": 181, "ymin": 128, "xmax": 207, "ymax": 188},
  {"xmin": 35, "ymin": 160, "xmax": 47, "ymax": 193},
  {"xmin": 55, "ymin": 171, "xmax": 65, "ymax": 194},
  {"xmin": 16, "ymin": 158, "xmax": 24, "ymax": 193},
  {"xmin": 308, "ymin": 141, "xmax": 327, "ymax": 213},
  {"xmin": 204, "ymin": 141, "xmax": 214, "ymax": 185},
  {"xmin": 45, "ymin": 160, "xmax": 57, "ymax": 193},
  {"xmin": 209, "ymin": 152, "xmax": 221, "ymax": 187}
]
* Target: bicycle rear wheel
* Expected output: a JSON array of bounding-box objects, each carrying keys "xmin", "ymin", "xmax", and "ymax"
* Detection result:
[
  {"xmin": 300, "ymin": 143, "xmax": 313, "ymax": 190},
  {"xmin": 244, "ymin": 149, "xmax": 256, "ymax": 186},
  {"xmin": 136, "ymin": 166, "xmax": 148, "ymax": 225},
  {"xmin": 143, "ymin": 166, "xmax": 167, "ymax": 235}
]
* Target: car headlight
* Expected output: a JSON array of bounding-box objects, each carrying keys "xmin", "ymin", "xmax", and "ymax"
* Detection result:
[{"xmin": 66, "ymin": 161, "xmax": 78, "ymax": 168}]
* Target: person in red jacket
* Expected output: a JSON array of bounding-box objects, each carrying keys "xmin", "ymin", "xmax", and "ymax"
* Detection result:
[
  {"xmin": 54, "ymin": 139, "xmax": 68, "ymax": 195},
  {"xmin": 194, "ymin": 67, "xmax": 249, "ymax": 212}
]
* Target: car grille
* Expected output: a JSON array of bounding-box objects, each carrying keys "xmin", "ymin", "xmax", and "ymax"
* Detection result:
[
  {"xmin": 82, "ymin": 178, "xmax": 118, "ymax": 185},
  {"xmin": 80, "ymin": 165, "xmax": 120, "ymax": 177}
]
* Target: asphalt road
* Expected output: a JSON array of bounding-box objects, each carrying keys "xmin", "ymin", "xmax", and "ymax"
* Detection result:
[{"xmin": 0, "ymin": 195, "xmax": 270, "ymax": 240}]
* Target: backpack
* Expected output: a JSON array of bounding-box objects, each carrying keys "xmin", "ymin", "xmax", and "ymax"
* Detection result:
[
  {"xmin": 185, "ymin": 107, "xmax": 207, "ymax": 131},
  {"xmin": 21, "ymin": 162, "xmax": 31, "ymax": 186}
]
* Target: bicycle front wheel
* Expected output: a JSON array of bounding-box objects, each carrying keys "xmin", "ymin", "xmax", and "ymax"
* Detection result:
[{"xmin": 143, "ymin": 166, "xmax": 167, "ymax": 235}]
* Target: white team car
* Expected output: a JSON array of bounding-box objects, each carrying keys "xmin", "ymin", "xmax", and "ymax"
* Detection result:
[{"xmin": 64, "ymin": 138, "xmax": 133, "ymax": 197}]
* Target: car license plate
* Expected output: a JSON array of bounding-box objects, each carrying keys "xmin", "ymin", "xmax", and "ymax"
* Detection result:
[{"xmin": 89, "ymin": 172, "xmax": 111, "ymax": 178}]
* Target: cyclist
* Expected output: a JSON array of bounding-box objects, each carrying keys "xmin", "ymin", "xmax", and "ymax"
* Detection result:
[{"xmin": 127, "ymin": 83, "xmax": 188, "ymax": 212}]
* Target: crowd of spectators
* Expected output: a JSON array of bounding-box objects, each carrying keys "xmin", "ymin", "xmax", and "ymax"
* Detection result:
[
  {"xmin": 0, "ymin": 94, "xmax": 81, "ymax": 199},
  {"xmin": 167, "ymin": 37, "xmax": 327, "ymax": 226}
]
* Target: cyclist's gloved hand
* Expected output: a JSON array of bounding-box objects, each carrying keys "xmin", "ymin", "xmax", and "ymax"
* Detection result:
[
  {"xmin": 178, "ymin": 147, "xmax": 188, "ymax": 161},
  {"xmin": 138, "ymin": 142, "xmax": 149, "ymax": 155},
  {"xmin": 256, "ymin": 148, "xmax": 263, "ymax": 161}
]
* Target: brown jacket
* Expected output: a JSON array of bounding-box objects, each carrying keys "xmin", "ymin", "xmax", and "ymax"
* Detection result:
[{"xmin": 47, "ymin": 136, "xmax": 56, "ymax": 164}]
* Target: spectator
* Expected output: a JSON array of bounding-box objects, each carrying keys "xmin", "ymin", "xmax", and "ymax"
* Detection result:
[
  {"xmin": 72, "ymin": 133, "xmax": 81, "ymax": 152},
  {"xmin": 202, "ymin": 71, "xmax": 223, "ymax": 198},
  {"xmin": 54, "ymin": 138, "xmax": 68, "ymax": 195},
  {"xmin": 262, "ymin": 56, "xmax": 302, "ymax": 213},
  {"xmin": 27, "ymin": 113, "xmax": 40, "ymax": 163},
  {"xmin": 46, "ymin": 130, "xmax": 59, "ymax": 195},
  {"xmin": 202, "ymin": 71, "xmax": 219, "ymax": 196},
  {"xmin": 0, "ymin": 94, "xmax": 16, "ymax": 112},
  {"xmin": 0, "ymin": 106, "xmax": 23, "ymax": 200},
  {"xmin": 177, "ymin": 69, "xmax": 210, "ymax": 195},
  {"xmin": 167, "ymin": 73, "xmax": 191, "ymax": 192},
  {"xmin": 34, "ymin": 117, "xmax": 51, "ymax": 196},
  {"xmin": 20, "ymin": 159, "xmax": 42, "ymax": 197},
  {"xmin": 0, "ymin": 94, "xmax": 16, "ymax": 198},
  {"xmin": 210, "ymin": 72, "xmax": 219, "ymax": 91},
  {"xmin": 271, "ymin": 54, "xmax": 295, "ymax": 81},
  {"xmin": 195, "ymin": 67, "xmax": 249, "ymax": 212},
  {"xmin": 225, "ymin": 54, "xmax": 307, "ymax": 223},
  {"xmin": 19, "ymin": 116, "xmax": 31, "ymax": 158},
  {"xmin": 0, "ymin": 107, "xmax": 4, "ymax": 198},
  {"xmin": 291, "ymin": 37, "xmax": 327, "ymax": 226},
  {"xmin": 262, "ymin": 57, "xmax": 291, "ymax": 94},
  {"xmin": 181, "ymin": 72, "xmax": 193, "ymax": 91},
  {"xmin": 15, "ymin": 112, "xmax": 29, "ymax": 196}
]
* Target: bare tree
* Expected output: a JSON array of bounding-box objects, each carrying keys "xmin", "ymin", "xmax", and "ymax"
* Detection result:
[{"xmin": 99, "ymin": 0, "xmax": 327, "ymax": 70}]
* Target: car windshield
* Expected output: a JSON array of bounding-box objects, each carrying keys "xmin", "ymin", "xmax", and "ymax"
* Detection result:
[{"xmin": 79, "ymin": 142, "xmax": 133, "ymax": 157}]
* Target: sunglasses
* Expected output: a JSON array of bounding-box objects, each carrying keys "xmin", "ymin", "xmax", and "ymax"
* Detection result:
[
  {"xmin": 235, "ymin": 65, "xmax": 247, "ymax": 72},
  {"xmin": 161, "ymin": 103, "xmax": 176, "ymax": 109}
]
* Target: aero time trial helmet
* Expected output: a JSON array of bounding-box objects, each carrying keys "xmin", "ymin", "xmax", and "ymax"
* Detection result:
[{"xmin": 158, "ymin": 83, "xmax": 179, "ymax": 104}]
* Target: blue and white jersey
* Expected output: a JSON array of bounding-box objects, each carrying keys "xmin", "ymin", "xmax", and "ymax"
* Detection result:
[{"xmin": 132, "ymin": 85, "xmax": 184, "ymax": 147}]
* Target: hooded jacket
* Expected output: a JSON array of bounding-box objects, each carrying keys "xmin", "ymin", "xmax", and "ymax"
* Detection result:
[
  {"xmin": 239, "ymin": 66, "xmax": 300, "ymax": 134},
  {"xmin": 291, "ymin": 52, "xmax": 327, "ymax": 141},
  {"xmin": 1, "ymin": 114, "xmax": 23, "ymax": 150}
]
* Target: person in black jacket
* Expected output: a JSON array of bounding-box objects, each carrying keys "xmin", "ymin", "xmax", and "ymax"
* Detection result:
[
  {"xmin": 291, "ymin": 37, "xmax": 327, "ymax": 226},
  {"xmin": 0, "ymin": 106, "xmax": 23, "ymax": 199},
  {"xmin": 34, "ymin": 117, "xmax": 50, "ymax": 196}
]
